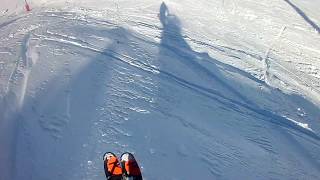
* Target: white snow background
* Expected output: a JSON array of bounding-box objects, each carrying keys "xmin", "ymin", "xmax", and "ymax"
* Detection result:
[{"xmin": 1, "ymin": 0, "xmax": 320, "ymax": 179}]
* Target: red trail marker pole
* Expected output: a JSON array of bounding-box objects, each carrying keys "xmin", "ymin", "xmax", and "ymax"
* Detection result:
[{"xmin": 25, "ymin": 0, "xmax": 31, "ymax": 12}]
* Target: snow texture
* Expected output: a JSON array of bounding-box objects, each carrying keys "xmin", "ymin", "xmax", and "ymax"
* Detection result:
[{"xmin": 1, "ymin": 0, "xmax": 320, "ymax": 179}]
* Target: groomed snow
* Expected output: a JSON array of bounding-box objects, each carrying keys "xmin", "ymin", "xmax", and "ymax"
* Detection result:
[{"xmin": 1, "ymin": 0, "xmax": 320, "ymax": 179}]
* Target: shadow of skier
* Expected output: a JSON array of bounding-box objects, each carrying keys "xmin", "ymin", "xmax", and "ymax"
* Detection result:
[{"xmin": 156, "ymin": 2, "xmax": 320, "ymax": 176}]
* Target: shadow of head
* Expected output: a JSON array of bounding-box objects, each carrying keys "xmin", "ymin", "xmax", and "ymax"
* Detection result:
[
  {"xmin": 159, "ymin": 2, "xmax": 168, "ymax": 25},
  {"xmin": 159, "ymin": 2, "xmax": 181, "ymax": 30}
]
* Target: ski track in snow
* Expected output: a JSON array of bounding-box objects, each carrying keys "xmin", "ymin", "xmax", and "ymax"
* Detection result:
[
  {"xmin": 1, "ymin": 1, "xmax": 320, "ymax": 179},
  {"xmin": 38, "ymin": 28, "xmax": 319, "ymax": 140}
]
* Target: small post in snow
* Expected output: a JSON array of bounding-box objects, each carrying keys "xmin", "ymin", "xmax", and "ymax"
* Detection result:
[{"xmin": 25, "ymin": 0, "xmax": 31, "ymax": 12}]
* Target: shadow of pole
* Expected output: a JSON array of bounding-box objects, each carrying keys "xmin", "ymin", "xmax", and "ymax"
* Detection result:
[
  {"xmin": 283, "ymin": 0, "xmax": 320, "ymax": 34},
  {"xmin": 0, "ymin": 92, "xmax": 19, "ymax": 180}
]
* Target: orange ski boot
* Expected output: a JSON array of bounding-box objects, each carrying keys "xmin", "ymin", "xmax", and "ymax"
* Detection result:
[
  {"xmin": 103, "ymin": 152, "xmax": 123, "ymax": 180},
  {"xmin": 120, "ymin": 152, "xmax": 143, "ymax": 180}
]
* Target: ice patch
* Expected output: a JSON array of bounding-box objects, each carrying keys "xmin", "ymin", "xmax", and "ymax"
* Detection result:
[
  {"xmin": 129, "ymin": 107, "xmax": 150, "ymax": 114},
  {"xmin": 283, "ymin": 115, "xmax": 313, "ymax": 132}
]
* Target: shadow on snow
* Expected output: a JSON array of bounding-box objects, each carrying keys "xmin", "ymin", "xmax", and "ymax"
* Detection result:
[{"xmin": 2, "ymin": 2, "xmax": 320, "ymax": 180}]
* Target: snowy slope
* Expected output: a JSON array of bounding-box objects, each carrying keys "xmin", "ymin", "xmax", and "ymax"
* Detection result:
[{"xmin": 1, "ymin": 0, "xmax": 320, "ymax": 179}]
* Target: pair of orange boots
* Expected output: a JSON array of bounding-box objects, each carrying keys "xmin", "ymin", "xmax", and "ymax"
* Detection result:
[{"xmin": 103, "ymin": 152, "xmax": 143, "ymax": 180}]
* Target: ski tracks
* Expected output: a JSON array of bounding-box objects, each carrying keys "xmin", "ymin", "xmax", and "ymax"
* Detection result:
[
  {"xmin": 199, "ymin": 138, "xmax": 249, "ymax": 178},
  {"xmin": 0, "ymin": 19, "xmax": 39, "ymax": 180},
  {"xmin": 1, "ymin": 5, "xmax": 320, "ymax": 179}
]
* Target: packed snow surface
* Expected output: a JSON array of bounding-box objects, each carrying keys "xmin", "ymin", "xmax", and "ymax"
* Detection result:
[{"xmin": 1, "ymin": 0, "xmax": 320, "ymax": 179}]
